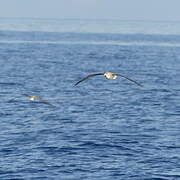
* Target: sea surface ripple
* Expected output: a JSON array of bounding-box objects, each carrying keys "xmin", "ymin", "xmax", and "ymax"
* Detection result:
[{"xmin": 0, "ymin": 20, "xmax": 180, "ymax": 180}]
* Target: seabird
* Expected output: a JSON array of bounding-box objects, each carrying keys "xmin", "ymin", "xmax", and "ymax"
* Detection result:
[
  {"xmin": 74, "ymin": 72, "xmax": 143, "ymax": 87},
  {"xmin": 23, "ymin": 94, "xmax": 54, "ymax": 106}
]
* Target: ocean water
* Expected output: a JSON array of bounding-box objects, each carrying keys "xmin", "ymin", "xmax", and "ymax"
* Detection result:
[{"xmin": 0, "ymin": 18, "xmax": 180, "ymax": 180}]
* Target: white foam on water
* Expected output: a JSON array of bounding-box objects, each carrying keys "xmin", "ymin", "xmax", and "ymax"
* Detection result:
[{"xmin": 0, "ymin": 40, "xmax": 180, "ymax": 47}]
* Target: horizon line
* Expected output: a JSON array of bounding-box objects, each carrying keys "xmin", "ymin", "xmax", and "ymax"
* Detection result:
[{"xmin": 0, "ymin": 16, "xmax": 180, "ymax": 23}]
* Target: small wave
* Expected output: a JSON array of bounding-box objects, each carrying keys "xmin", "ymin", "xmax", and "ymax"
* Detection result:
[
  {"xmin": 78, "ymin": 141, "xmax": 131, "ymax": 151},
  {"xmin": 0, "ymin": 82, "xmax": 23, "ymax": 86},
  {"xmin": 143, "ymin": 178, "xmax": 169, "ymax": 180}
]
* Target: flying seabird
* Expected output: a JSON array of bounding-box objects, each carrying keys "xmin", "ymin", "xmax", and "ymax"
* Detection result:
[
  {"xmin": 74, "ymin": 72, "xmax": 143, "ymax": 87},
  {"xmin": 22, "ymin": 94, "xmax": 54, "ymax": 106}
]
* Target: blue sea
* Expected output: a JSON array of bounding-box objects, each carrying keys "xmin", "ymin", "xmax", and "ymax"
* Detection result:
[{"xmin": 0, "ymin": 18, "xmax": 180, "ymax": 180}]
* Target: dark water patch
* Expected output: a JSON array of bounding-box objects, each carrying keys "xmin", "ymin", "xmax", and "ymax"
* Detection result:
[
  {"xmin": 0, "ymin": 82, "xmax": 23, "ymax": 86},
  {"xmin": 143, "ymin": 178, "xmax": 169, "ymax": 180},
  {"xmin": 152, "ymin": 174, "xmax": 180, "ymax": 179},
  {"xmin": 78, "ymin": 141, "xmax": 133, "ymax": 152}
]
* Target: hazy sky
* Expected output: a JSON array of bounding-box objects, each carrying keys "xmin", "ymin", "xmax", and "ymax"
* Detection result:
[{"xmin": 1, "ymin": 0, "xmax": 180, "ymax": 21}]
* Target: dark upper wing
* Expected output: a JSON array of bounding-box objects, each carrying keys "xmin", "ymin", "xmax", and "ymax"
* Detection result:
[
  {"xmin": 74, "ymin": 73, "xmax": 104, "ymax": 86},
  {"xmin": 22, "ymin": 93, "xmax": 30, "ymax": 97},
  {"xmin": 115, "ymin": 73, "xmax": 143, "ymax": 87},
  {"xmin": 39, "ymin": 97, "xmax": 55, "ymax": 107}
]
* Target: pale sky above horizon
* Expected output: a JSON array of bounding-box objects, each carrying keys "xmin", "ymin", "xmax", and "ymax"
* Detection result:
[{"xmin": 0, "ymin": 0, "xmax": 180, "ymax": 21}]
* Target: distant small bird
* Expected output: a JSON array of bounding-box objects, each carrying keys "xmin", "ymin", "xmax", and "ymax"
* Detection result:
[
  {"xmin": 22, "ymin": 94, "xmax": 54, "ymax": 106},
  {"xmin": 74, "ymin": 72, "xmax": 143, "ymax": 87}
]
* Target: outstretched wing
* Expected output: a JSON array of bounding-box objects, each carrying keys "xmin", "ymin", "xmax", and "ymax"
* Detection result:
[
  {"xmin": 38, "ymin": 97, "xmax": 55, "ymax": 107},
  {"xmin": 115, "ymin": 73, "xmax": 143, "ymax": 87},
  {"xmin": 22, "ymin": 93, "xmax": 30, "ymax": 98},
  {"xmin": 74, "ymin": 73, "xmax": 104, "ymax": 86}
]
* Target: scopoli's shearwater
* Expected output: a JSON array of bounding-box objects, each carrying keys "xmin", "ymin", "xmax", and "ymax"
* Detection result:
[
  {"xmin": 23, "ymin": 94, "xmax": 54, "ymax": 106},
  {"xmin": 74, "ymin": 72, "xmax": 143, "ymax": 87}
]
